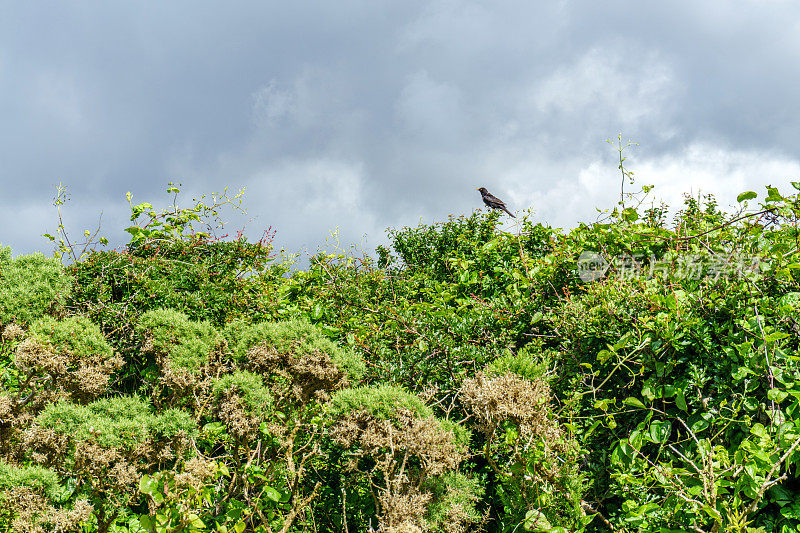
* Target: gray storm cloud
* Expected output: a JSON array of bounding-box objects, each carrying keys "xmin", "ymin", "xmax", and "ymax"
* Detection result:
[{"xmin": 2, "ymin": 1, "xmax": 799, "ymax": 258}]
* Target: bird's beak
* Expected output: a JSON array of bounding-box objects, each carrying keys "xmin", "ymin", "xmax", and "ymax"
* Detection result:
[{"xmin": 475, "ymin": 188, "xmax": 480, "ymax": 191}]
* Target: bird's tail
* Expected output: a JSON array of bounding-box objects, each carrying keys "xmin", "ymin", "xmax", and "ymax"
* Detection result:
[{"xmin": 503, "ymin": 206, "xmax": 516, "ymax": 218}]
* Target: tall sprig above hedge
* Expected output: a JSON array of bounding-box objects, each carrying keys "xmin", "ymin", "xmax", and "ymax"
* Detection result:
[
  {"xmin": 43, "ymin": 183, "xmax": 108, "ymax": 263},
  {"xmin": 124, "ymin": 183, "xmax": 245, "ymax": 245}
]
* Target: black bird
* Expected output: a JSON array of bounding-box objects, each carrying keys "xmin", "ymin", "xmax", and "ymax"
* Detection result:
[{"xmin": 477, "ymin": 187, "xmax": 515, "ymax": 218}]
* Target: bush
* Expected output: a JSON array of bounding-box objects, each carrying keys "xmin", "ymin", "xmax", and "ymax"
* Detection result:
[
  {"xmin": 326, "ymin": 385, "xmax": 469, "ymax": 532},
  {"xmin": 25, "ymin": 396, "xmax": 196, "ymax": 533},
  {"xmin": 0, "ymin": 250, "xmax": 72, "ymax": 328},
  {"xmin": 232, "ymin": 318, "xmax": 366, "ymax": 384},
  {"xmin": 138, "ymin": 308, "xmax": 221, "ymax": 374},
  {"xmin": 0, "ymin": 462, "xmax": 92, "ymax": 532},
  {"xmin": 16, "ymin": 315, "xmax": 123, "ymax": 402}
]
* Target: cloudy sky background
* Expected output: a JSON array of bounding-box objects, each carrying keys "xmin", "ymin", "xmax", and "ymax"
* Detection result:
[{"xmin": 2, "ymin": 1, "xmax": 799, "ymax": 260}]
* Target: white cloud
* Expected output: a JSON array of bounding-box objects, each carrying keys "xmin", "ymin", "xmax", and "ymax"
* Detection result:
[
  {"xmin": 539, "ymin": 143, "xmax": 800, "ymax": 228},
  {"xmin": 629, "ymin": 143, "xmax": 800, "ymax": 209},
  {"xmin": 531, "ymin": 45, "xmax": 678, "ymax": 132}
]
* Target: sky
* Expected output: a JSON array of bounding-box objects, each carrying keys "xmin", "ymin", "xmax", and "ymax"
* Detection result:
[{"xmin": 2, "ymin": 1, "xmax": 800, "ymax": 260}]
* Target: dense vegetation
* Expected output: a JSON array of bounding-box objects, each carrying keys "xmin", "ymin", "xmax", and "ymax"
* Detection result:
[{"xmin": 1, "ymin": 181, "xmax": 800, "ymax": 533}]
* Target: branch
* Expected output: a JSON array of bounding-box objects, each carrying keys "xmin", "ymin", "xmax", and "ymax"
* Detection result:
[
  {"xmin": 633, "ymin": 208, "xmax": 776, "ymax": 243},
  {"xmin": 744, "ymin": 432, "xmax": 800, "ymax": 517}
]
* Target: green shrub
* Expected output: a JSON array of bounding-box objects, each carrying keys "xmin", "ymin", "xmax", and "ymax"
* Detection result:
[
  {"xmin": 138, "ymin": 308, "xmax": 221, "ymax": 373},
  {"xmin": 26, "ymin": 396, "xmax": 196, "ymax": 532},
  {"xmin": 211, "ymin": 371, "xmax": 273, "ymax": 440},
  {"xmin": 326, "ymin": 384, "xmax": 433, "ymax": 422},
  {"xmin": 0, "ymin": 251, "xmax": 72, "ymax": 327},
  {"xmin": 424, "ymin": 471, "xmax": 484, "ymax": 532},
  {"xmin": 17, "ymin": 315, "xmax": 122, "ymax": 401},
  {"xmin": 0, "ymin": 462, "xmax": 92, "ymax": 533},
  {"xmin": 485, "ymin": 346, "xmax": 549, "ymax": 382},
  {"xmin": 211, "ymin": 371, "xmax": 273, "ymax": 416},
  {"xmin": 232, "ymin": 318, "xmax": 366, "ymax": 384},
  {"xmin": 31, "ymin": 396, "xmax": 196, "ymax": 450},
  {"xmin": 0, "ymin": 462, "xmax": 69, "ymax": 503},
  {"xmin": 28, "ymin": 315, "xmax": 115, "ymax": 361},
  {"xmin": 326, "ymin": 385, "xmax": 467, "ymax": 532}
]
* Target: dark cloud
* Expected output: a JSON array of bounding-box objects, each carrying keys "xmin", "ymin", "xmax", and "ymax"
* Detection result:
[{"xmin": 2, "ymin": 1, "xmax": 799, "ymax": 258}]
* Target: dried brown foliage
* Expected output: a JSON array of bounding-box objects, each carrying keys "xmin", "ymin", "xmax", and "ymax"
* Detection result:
[
  {"xmin": 1, "ymin": 323, "xmax": 25, "ymax": 341},
  {"xmin": 246, "ymin": 341, "xmax": 349, "ymax": 403},
  {"xmin": 460, "ymin": 372, "xmax": 562, "ymax": 449},
  {"xmin": 145, "ymin": 337, "xmax": 235, "ymax": 410},
  {"xmin": 0, "ymin": 319, "xmax": 123, "ymax": 461},
  {"xmin": 330, "ymin": 408, "xmax": 464, "ymax": 532},
  {"xmin": 1, "ymin": 486, "xmax": 92, "ymax": 533},
  {"xmin": 15, "ymin": 337, "xmax": 123, "ymax": 403},
  {"xmin": 461, "ymin": 372, "xmax": 583, "ymax": 523},
  {"xmin": 216, "ymin": 392, "xmax": 262, "ymax": 441}
]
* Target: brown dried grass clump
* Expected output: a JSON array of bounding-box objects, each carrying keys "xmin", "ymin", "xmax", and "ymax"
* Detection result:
[
  {"xmin": 74, "ymin": 442, "xmax": 140, "ymax": 494},
  {"xmin": 330, "ymin": 408, "xmax": 464, "ymax": 532},
  {"xmin": 149, "ymin": 339, "xmax": 235, "ymax": 411},
  {"xmin": 460, "ymin": 371, "xmax": 583, "ymax": 522},
  {"xmin": 460, "ymin": 372, "xmax": 562, "ymax": 447},
  {"xmin": 0, "ymin": 394, "xmax": 38, "ymax": 462},
  {"xmin": 331, "ymin": 408, "xmax": 463, "ymax": 476},
  {"xmin": 173, "ymin": 457, "xmax": 216, "ymax": 493},
  {"xmin": 15, "ymin": 337, "xmax": 123, "ymax": 403},
  {"xmin": 1, "ymin": 323, "xmax": 25, "ymax": 341},
  {"xmin": 3, "ymin": 486, "xmax": 92, "ymax": 533},
  {"xmin": 247, "ymin": 342, "xmax": 349, "ymax": 403},
  {"xmin": 216, "ymin": 392, "xmax": 261, "ymax": 441}
]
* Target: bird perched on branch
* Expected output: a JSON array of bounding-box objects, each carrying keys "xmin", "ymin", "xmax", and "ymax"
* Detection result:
[{"xmin": 477, "ymin": 187, "xmax": 515, "ymax": 218}]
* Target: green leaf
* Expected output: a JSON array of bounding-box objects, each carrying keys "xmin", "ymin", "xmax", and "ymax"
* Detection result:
[
  {"xmin": 649, "ymin": 420, "xmax": 671, "ymax": 443},
  {"xmin": 523, "ymin": 509, "xmax": 551, "ymax": 531},
  {"xmin": 263, "ymin": 485, "xmax": 282, "ymax": 502},
  {"xmin": 611, "ymin": 441, "xmax": 634, "ymax": 466},
  {"xmin": 623, "ymin": 397, "xmax": 646, "ymax": 409},
  {"xmin": 582, "ymin": 420, "xmax": 601, "ymax": 441},
  {"xmin": 481, "ymin": 239, "xmax": 499, "ymax": 252},
  {"xmin": 621, "ymin": 207, "xmax": 639, "ymax": 222},
  {"xmin": 594, "ymin": 398, "xmax": 615, "ymax": 411},
  {"xmin": 766, "ymin": 186, "xmax": 784, "ymax": 202},
  {"xmin": 765, "ymin": 332, "xmax": 789, "ymax": 343},
  {"xmin": 675, "ymin": 390, "xmax": 688, "ymax": 412},
  {"xmin": 737, "ymin": 191, "xmax": 757, "ymax": 202},
  {"xmin": 597, "ymin": 349, "xmax": 612, "ymax": 363},
  {"xmin": 768, "ymin": 389, "xmax": 788, "ymax": 403},
  {"xmin": 139, "ymin": 474, "xmax": 157, "ymax": 495},
  {"xmin": 138, "ymin": 515, "xmax": 154, "ymax": 532}
]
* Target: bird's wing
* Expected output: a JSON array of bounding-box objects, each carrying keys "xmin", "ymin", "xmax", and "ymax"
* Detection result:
[
  {"xmin": 485, "ymin": 193, "xmax": 506, "ymax": 207},
  {"xmin": 483, "ymin": 192, "xmax": 503, "ymax": 205}
]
